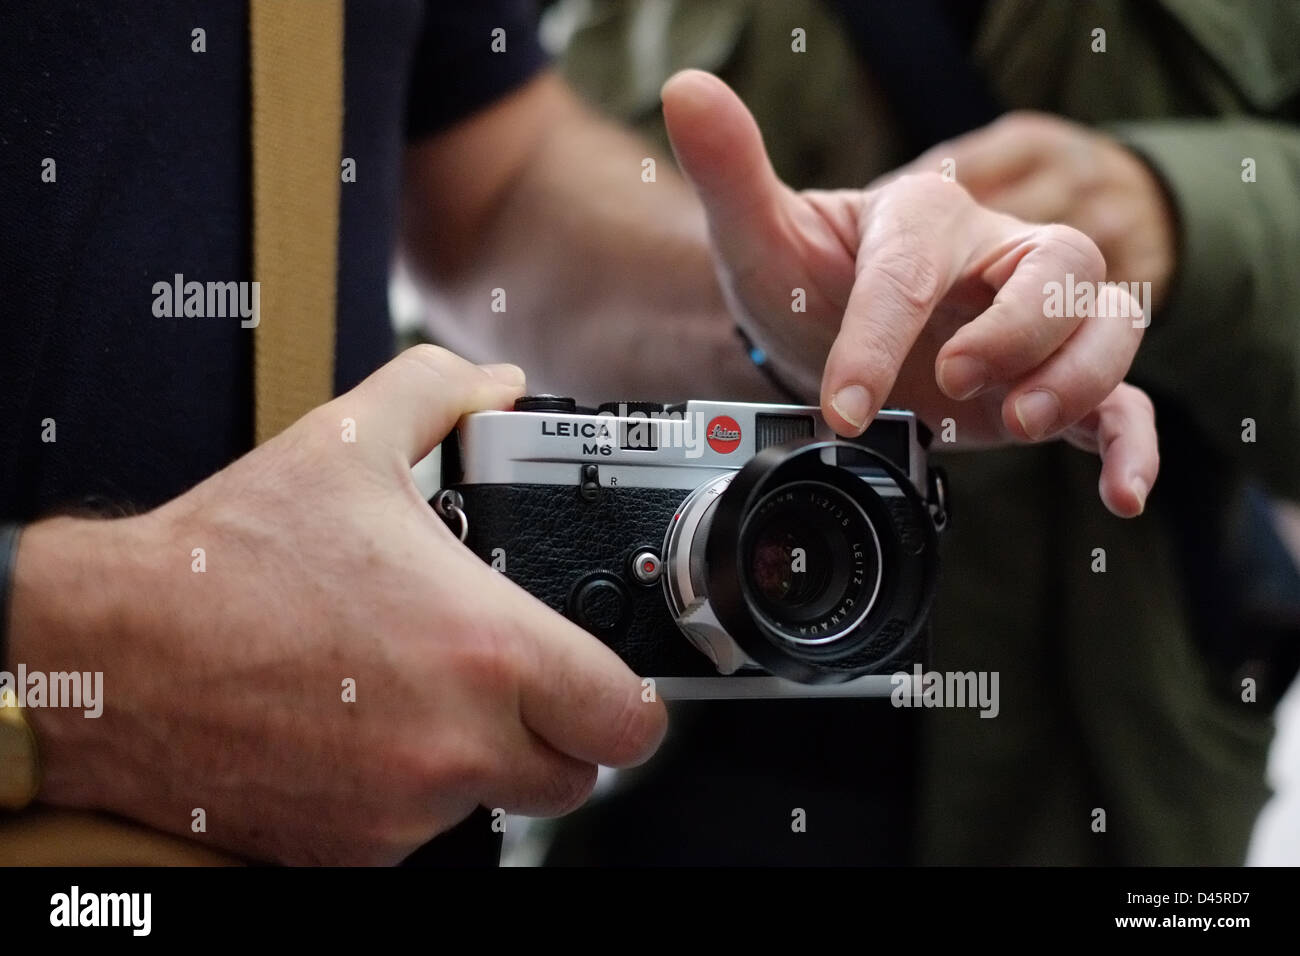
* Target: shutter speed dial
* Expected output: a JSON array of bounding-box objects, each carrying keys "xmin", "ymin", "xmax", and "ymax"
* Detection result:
[{"xmin": 567, "ymin": 573, "xmax": 631, "ymax": 636}]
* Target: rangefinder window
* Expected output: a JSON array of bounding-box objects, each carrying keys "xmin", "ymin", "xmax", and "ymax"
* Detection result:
[
  {"xmin": 755, "ymin": 412, "xmax": 815, "ymax": 450},
  {"xmin": 839, "ymin": 418, "xmax": 910, "ymax": 473}
]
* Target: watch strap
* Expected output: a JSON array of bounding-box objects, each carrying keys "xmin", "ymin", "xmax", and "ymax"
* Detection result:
[
  {"xmin": 0, "ymin": 523, "xmax": 40, "ymax": 810},
  {"xmin": 0, "ymin": 523, "xmax": 22, "ymax": 671}
]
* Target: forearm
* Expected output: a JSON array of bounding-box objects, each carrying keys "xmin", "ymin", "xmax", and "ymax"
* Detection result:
[{"xmin": 402, "ymin": 74, "xmax": 779, "ymax": 404}]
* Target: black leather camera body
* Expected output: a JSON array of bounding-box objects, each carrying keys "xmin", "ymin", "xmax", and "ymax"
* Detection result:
[{"xmin": 436, "ymin": 397, "xmax": 946, "ymax": 699}]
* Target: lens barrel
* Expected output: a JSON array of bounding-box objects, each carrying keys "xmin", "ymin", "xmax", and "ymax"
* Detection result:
[{"xmin": 678, "ymin": 439, "xmax": 939, "ymax": 684}]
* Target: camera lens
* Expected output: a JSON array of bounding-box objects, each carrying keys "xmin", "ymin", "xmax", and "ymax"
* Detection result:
[
  {"xmin": 748, "ymin": 518, "xmax": 830, "ymax": 609},
  {"xmin": 662, "ymin": 438, "xmax": 939, "ymax": 684},
  {"xmin": 740, "ymin": 481, "xmax": 877, "ymax": 641}
]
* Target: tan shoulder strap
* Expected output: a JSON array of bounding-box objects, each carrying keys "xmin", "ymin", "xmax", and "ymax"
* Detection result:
[
  {"xmin": 0, "ymin": 807, "xmax": 244, "ymax": 866},
  {"xmin": 0, "ymin": 1, "xmax": 347, "ymax": 866},
  {"xmin": 250, "ymin": 0, "xmax": 345, "ymax": 443}
]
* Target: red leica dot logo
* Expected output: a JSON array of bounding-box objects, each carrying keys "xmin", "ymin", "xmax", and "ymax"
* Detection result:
[{"xmin": 706, "ymin": 415, "xmax": 742, "ymax": 454}]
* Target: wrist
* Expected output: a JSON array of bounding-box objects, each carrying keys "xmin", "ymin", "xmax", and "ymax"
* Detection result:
[
  {"xmin": 735, "ymin": 319, "xmax": 824, "ymax": 403},
  {"xmin": 7, "ymin": 515, "xmax": 155, "ymax": 808},
  {"xmin": 1112, "ymin": 145, "xmax": 1178, "ymax": 312},
  {"xmin": 9, "ymin": 517, "xmax": 137, "ymax": 666}
]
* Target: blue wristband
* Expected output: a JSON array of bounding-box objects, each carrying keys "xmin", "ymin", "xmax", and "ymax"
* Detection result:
[{"xmin": 735, "ymin": 327, "xmax": 804, "ymax": 403}]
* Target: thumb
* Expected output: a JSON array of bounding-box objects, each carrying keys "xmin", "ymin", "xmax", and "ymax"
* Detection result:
[
  {"xmin": 329, "ymin": 345, "xmax": 525, "ymax": 464},
  {"xmin": 662, "ymin": 70, "xmax": 785, "ymax": 263}
]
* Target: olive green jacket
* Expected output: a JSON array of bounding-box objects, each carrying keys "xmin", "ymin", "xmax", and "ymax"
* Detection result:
[{"xmin": 557, "ymin": 0, "xmax": 1300, "ymax": 864}]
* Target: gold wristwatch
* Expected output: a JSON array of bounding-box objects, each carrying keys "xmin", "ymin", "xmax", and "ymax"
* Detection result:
[
  {"xmin": 1, "ymin": 522, "xmax": 40, "ymax": 810},
  {"xmin": 0, "ymin": 688, "xmax": 40, "ymax": 810}
]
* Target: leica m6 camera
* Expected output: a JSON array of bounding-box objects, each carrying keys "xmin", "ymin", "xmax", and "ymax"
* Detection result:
[{"xmin": 435, "ymin": 397, "xmax": 947, "ymax": 698}]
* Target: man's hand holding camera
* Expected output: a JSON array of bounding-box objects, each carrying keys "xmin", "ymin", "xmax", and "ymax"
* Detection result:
[{"xmin": 9, "ymin": 347, "xmax": 667, "ymax": 864}]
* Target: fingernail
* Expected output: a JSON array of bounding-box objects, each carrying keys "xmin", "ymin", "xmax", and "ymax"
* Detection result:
[
  {"xmin": 480, "ymin": 363, "xmax": 525, "ymax": 387},
  {"xmin": 1130, "ymin": 476, "xmax": 1149, "ymax": 514},
  {"xmin": 830, "ymin": 385, "xmax": 872, "ymax": 434},
  {"xmin": 938, "ymin": 356, "xmax": 988, "ymax": 399},
  {"xmin": 1014, "ymin": 389, "xmax": 1060, "ymax": 440},
  {"xmin": 661, "ymin": 69, "xmax": 708, "ymax": 95}
]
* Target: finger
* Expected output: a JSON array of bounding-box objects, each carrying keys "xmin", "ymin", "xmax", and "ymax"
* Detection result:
[
  {"xmin": 935, "ymin": 222, "xmax": 1102, "ymax": 401},
  {"xmin": 980, "ymin": 169, "xmax": 1073, "ymax": 223},
  {"xmin": 909, "ymin": 117, "xmax": 1047, "ymax": 197},
  {"xmin": 820, "ymin": 174, "xmax": 969, "ymax": 434},
  {"xmin": 480, "ymin": 727, "xmax": 599, "ymax": 818},
  {"xmin": 330, "ymin": 345, "xmax": 526, "ymax": 464},
  {"xmin": 479, "ymin": 363, "xmax": 528, "ymax": 384},
  {"xmin": 661, "ymin": 69, "xmax": 786, "ymax": 273},
  {"xmin": 510, "ymin": 587, "xmax": 668, "ymax": 768},
  {"xmin": 1063, "ymin": 384, "xmax": 1159, "ymax": 518},
  {"xmin": 1002, "ymin": 282, "xmax": 1146, "ymax": 442}
]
